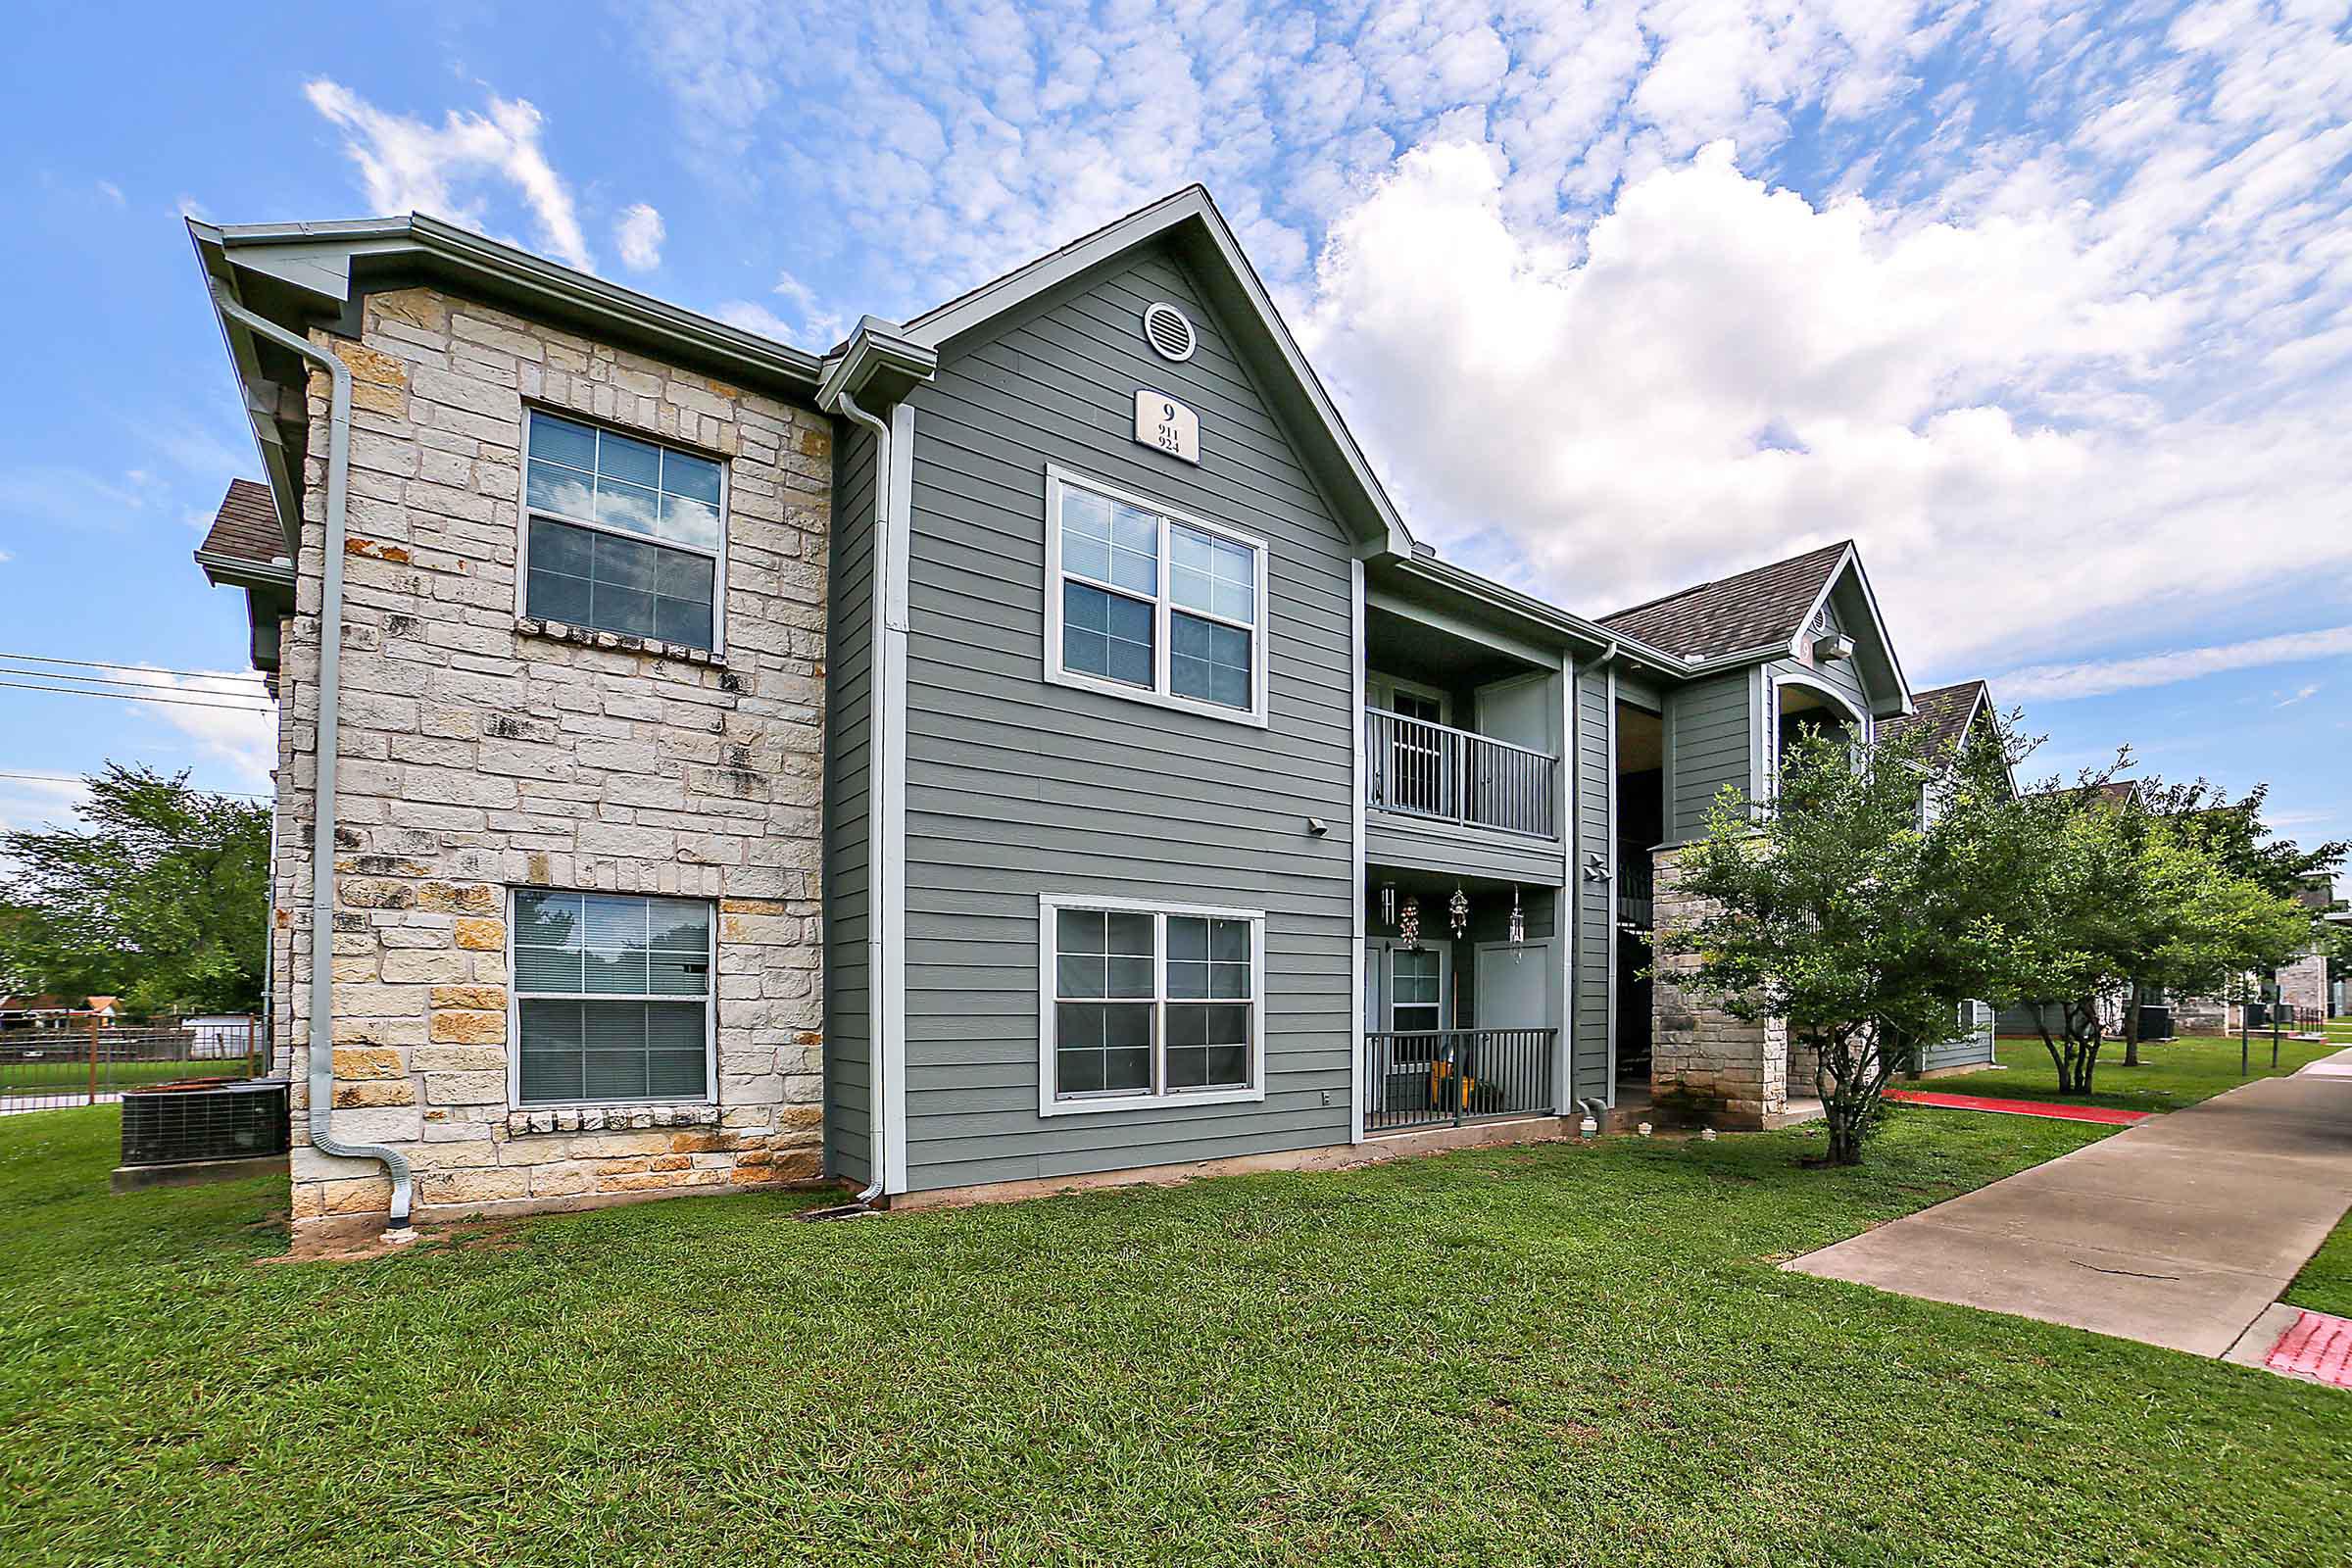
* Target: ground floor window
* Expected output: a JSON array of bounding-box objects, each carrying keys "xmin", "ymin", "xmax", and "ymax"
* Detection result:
[
  {"xmin": 1040, "ymin": 894, "xmax": 1265, "ymax": 1115},
  {"xmin": 512, "ymin": 889, "xmax": 714, "ymax": 1104}
]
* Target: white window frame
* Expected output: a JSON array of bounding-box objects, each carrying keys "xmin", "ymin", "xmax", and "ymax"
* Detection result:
[
  {"xmin": 1036, "ymin": 892, "xmax": 1267, "ymax": 1117},
  {"xmin": 505, "ymin": 887, "xmax": 719, "ymax": 1109},
  {"xmin": 1041, "ymin": 464, "xmax": 1269, "ymax": 727},
  {"xmin": 1367, "ymin": 672, "xmax": 1449, "ymax": 727},
  {"xmin": 514, "ymin": 407, "xmax": 731, "ymax": 656}
]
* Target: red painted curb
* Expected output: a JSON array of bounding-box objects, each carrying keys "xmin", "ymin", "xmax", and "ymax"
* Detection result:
[
  {"xmin": 2266, "ymin": 1309, "xmax": 2352, "ymax": 1389},
  {"xmin": 1882, "ymin": 1090, "xmax": 2151, "ymax": 1126}
]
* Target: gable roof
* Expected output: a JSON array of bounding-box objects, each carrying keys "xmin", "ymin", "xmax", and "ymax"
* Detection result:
[
  {"xmin": 1881, "ymin": 680, "xmax": 1988, "ymax": 752},
  {"xmin": 1597, "ymin": 541, "xmax": 1851, "ymax": 662},
  {"xmin": 198, "ymin": 479, "xmax": 285, "ymax": 567},
  {"xmin": 893, "ymin": 185, "xmax": 1414, "ymax": 557}
]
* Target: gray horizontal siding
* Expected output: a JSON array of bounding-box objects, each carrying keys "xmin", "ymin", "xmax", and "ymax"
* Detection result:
[
  {"xmin": 1365, "ymin": 816, "xmax": 1566, "ymax": 887},
  {"xmin": 1573, "ymin": 664, "xmax": 1612, "ymax": 1102},
  {"xmin": 822, "ymin": 419, "xmax": 877, "ymax": 1184},
  {"xmin": 1667, "ymin": 669, "xmax": 1752, "ymax": 842},
  {"xmin": 897, "ymin": 239, "xmax": 1359, "ymax": 1193}
]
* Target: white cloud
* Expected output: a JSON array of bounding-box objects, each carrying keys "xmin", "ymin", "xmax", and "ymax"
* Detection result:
[
  {"xmin": 304, "ymin": 78, "xmax": 593, "ymax": 270},
  {"xmin": 613, "ymin": 202, "xmax": 665, "ymax": 270},
  {"xmin": 1996, "ymin": 627, "xmax": 2352, "ymax": 703},
  {"xmin": 713, "ymin": 300, "xmax": 799, "ymax": 342},
  {"xmin": 621, "ymin": 1, "xmax": 2352, "ymax": 682},
  {"xmin": 96, "ymin": 180, "xmax": 124, "ymax": 207},
  {"xmin": 2276, "ymin": 683, "xmax": 2321, "ymax": 709},
  {"xmin": 0, "ymin": 549, "xmax": 14, "ymax": 564},
  {"xmin": 0, "ymin": 772, "xmax": 87, "ymax": 843}
]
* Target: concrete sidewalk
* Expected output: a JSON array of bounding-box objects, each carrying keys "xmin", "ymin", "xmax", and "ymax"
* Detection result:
[{"xmin": 1788, "ymin": 1050, "xmax": 2352, "ymax": 1357}]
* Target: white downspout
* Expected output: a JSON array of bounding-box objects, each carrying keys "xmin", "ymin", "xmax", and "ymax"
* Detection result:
[
  {"xmin": 213, "ymin": 287, "xmax": 415, "ymax": 1236},
  {"xmin": 830, "ymin": 389, "xmax": 893, "ymax": 1207}
]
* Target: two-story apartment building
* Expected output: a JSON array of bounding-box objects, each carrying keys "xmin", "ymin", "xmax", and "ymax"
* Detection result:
[{"xmin": 190, "ymin": 188, "xmax": 1953, "ymax": 1239}]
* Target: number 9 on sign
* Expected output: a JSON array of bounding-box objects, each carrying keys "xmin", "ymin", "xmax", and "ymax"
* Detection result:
[{"xmin": 1133, "ymin": 389, "xmax": 1200, "ymax": 465}]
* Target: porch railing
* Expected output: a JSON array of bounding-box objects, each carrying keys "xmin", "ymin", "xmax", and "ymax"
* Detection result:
[
  {"xmin": 1363, "ymin": 1028, "xmax": 1556, "ymax": 1133},
  {"xmin": 1617, "ymin": 856, "xmax": 1653, "ymax": 931},
  {"xmin": 1365, "ymin": 710, "xmax": 1558, "ymax": 839}
]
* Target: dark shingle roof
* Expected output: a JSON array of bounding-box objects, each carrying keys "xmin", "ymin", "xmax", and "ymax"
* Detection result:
[
  {"xmin": 1881, "ymin": 680, "xmax": 1986, "ymax": 752},
  {"xmin": 1597, "ymin": 540, "xmax": 1850, "ymax": 662},
  {"xmin": 197, "ymin": 479, "xmax": 285, "ymax": 566}
]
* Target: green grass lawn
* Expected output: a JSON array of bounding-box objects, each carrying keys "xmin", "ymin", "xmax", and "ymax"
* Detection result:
[
  {"xmin": 2285, "ymin": 1209, "xmax": 2352, "ymax": 1321},
  {"xmin": 1938, "ymin": 1032, "xmax": 2338, "ymax": 1114},
  {"xmin": 2, "ymin": 1106, "xmax": 2346, "ymax": 1567}
]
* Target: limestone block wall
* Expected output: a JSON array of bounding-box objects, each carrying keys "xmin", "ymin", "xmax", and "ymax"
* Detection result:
[
  {"xmin": 1648, "ymin": 845, "xmax": 1788, "ymax": 1127},
  {"xmin": 268, "ymin": 286, "xmax": 833, "ymax": 1231}
]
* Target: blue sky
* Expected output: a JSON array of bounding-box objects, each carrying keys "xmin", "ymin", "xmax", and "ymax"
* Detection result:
[{"xmin": 0, "ymin": 1, "xmax": 2345, "ymax": 888}]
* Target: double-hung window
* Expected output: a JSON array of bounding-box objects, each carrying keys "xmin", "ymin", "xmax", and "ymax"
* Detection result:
[
  {"xmin": 1040, "ymin": 895, "xmax": 1265, "ymax": 1115},
  {"xmin": 512, "ymin": 890, "xmax": 714, "ymax": 1104},
  {"xmin": 521, "ymin": 410, "xmax": 726, "ymax": 651},
  {"xmin": 1045, "ymin": 466, "xmax": 1267, "ymax": 724}
]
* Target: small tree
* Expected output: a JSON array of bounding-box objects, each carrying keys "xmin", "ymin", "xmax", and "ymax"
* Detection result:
[
  {"xmin": 0, "ymin": 764, "xmax": 270, "ymax": 1014},
  {"xmin": 1990, "ymin": 771, "xmax": 2313, "ymax": 1094},
  {"xmin": 1657, "ymin": 721, "xmax": 2022, "ymax": 1165}
]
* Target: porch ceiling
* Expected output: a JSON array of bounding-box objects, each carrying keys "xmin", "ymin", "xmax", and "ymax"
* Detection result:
[{"xmin": 1365, "ymin": 604, "xmax": 1545, "ymax": 689}]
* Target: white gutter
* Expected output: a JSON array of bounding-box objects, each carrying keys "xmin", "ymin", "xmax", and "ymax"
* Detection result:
[{"xmin": 211, "ymin": 286, "xmax": 415, "ymax": 1238}]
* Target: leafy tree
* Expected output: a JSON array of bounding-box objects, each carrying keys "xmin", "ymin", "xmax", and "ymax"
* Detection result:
[
  {"xmin": 2142, "ymin": 779, "xmax": 2348, "ymax": 902},
  {"xmin": 0, "ymin": 764, "xmax": 270, "ymax": 1014},
  {"xmin": 1657, "ymin": 720, "xmax": 2025, "ymax": 1166},
  {"xmin": 1990, "ymin": 769, "xmax": 2312, "ymax": 1094}
]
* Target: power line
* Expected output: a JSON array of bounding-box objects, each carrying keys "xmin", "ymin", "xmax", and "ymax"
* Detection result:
[
  {"xmin": 0, "ymin": 667, "xmax": 272, "ymax": 700},
  {"xmin": 0, "ymin": 770, "xmax": 272, "ymax": 800},
  {"xmin": 0, "ymin": 678, "xmax": 275, "ymax": 715},
  {"xmin": 0, "ymin": 665, "xmax": 272, "ymax": 702},
  {"xmin": 0, "ymin": 650, "xmax": 269, "ymax": 686}
]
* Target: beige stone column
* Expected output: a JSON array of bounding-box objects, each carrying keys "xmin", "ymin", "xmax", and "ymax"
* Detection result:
[{"xmin": 1648, "ymin": 845, "xmax": 1788, "ymax": 1129}]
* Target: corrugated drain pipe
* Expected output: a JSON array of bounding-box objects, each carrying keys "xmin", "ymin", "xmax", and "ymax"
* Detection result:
[
  {"xmin": 213, "ymin": 287, "xmax": 416, "ymax": 1236},
  {"xmin": 823, "ymin": 388, "xmax": 892, "ymax": 1211}
]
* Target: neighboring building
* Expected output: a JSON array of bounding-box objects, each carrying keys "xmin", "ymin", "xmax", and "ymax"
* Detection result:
[{"xmin": 192, "ymin": 187, "xmax": 1982, "ymax": 1237}]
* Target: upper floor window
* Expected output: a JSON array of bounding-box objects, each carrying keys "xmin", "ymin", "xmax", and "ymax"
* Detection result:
[
  {"xmin": 521, "ymin": 410, "xmax": 725, "ymax": 651},
  {"xmin": 1043, "ymin": 466, "xmax": 1267, "ymax": 726}
]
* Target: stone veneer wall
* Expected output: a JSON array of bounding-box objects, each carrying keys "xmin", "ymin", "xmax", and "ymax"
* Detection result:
[
  {"xmin": 270, "ymin": 286, "xmax": 832, "ymax": 1231},
  {"xmin": 1648, "ymin": 845, "xmax": 1788, "ymax": 1127}
]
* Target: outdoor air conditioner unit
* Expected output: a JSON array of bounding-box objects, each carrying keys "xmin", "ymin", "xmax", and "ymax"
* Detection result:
[
  {"xmin": 120, "ymin": 1078, "xmax": 290, "ymax": 1167},
  {"xmin": 1812, "ymin": 631, "xmax": 1856, "ymax": 662}
]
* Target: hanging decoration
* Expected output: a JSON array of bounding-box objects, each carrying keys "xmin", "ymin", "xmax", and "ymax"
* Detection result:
[
  {"xmin": 1448, "ymin": 882, "xmax": 1470, "ymax": 940},
  {"xmin": 1379, "ymin": 883, "xmax": 1397, "ymax": 930},
  {"xmin": 1507, "ymin": 884, "xmax": 1525, "ymax": 957},
  {"xmin": 1398, "ymin": 895, "xmax": 1421, "ymax": 949}
]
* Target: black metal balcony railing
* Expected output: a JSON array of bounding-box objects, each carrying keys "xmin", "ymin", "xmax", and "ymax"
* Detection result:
[
  {"xmin": 1617, "ymin": 856, "xmax": 1653, "ymax": 931},
  {"xmin": 1363, "ymin": 1028, "xmax": 1556, "ymax": 1133},
  {"xmin": 1365, "ymin": 710, "xmax": 1558, "ymax": 839}
]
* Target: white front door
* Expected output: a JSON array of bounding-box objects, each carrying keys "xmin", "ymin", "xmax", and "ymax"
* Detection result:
[{"xmin": 1475, "ymin": 941, "xmax": 1550, "ymax": 1030}]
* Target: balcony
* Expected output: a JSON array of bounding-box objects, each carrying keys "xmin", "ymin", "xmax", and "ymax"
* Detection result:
[
  {"xmin": 1362, "ymin": 1028, "xmax": 1558, "ymax": 1133},
  {"xmin": 1365, "ymin": 709, "xmax": 1559, "ymax": 839}
]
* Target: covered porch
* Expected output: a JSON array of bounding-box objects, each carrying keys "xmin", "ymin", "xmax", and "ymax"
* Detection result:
[{"xmin": 1361, "ymin": 868, "xmax": 1565, "ymax": 1135}]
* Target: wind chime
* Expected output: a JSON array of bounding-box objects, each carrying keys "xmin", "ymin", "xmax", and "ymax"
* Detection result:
[
  {"xmin": 1447, "ymin": 882, "xmax": 1469, "ymax": 939},
  {"xmin": 1397, "ymin": 894, "xmax": 1421, "ymax": 949},
  {"xmin": 1507, "ymin": 884, "xmax": 1525, "ymax": 960}
]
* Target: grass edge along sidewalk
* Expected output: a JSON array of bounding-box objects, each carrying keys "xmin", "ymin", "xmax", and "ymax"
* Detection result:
[
  {"xmin": 4, "ymin": 1103, "xmax": 2349, "ymax": 1566},
  {"xmin": 1929, "ymin": 1032, "xmax": 2338, "ymax": 1116}
]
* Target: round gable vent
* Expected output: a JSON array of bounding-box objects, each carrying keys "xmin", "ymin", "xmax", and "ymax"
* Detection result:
[{"xmin": 1141, "ymin": 301, "xmax": 1198, "ymax": 363}]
